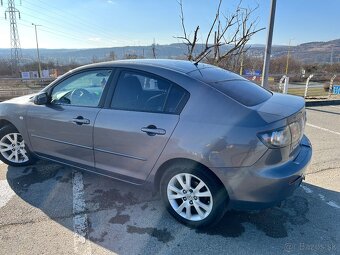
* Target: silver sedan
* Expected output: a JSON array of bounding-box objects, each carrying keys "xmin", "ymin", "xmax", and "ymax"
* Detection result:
[{"xmin": 0, "ymin": 59, "xmax": 312, "ymax": 228}]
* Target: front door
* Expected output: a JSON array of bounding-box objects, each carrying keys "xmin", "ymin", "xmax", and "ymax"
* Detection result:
[
  {"xmin": 26, "ymin": 69, "xmax": 113, "ymax": 167},
  {"xmin": 94, "ymin": 70, "xmax": 189, "ymax": 182}
]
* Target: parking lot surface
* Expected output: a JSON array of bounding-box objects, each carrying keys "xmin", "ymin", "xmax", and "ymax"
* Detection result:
[{"xmin": 0, "ymin": 105, "xmax": 339, "ymax": 255}]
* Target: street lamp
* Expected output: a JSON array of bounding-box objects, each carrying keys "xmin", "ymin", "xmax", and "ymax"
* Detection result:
[{"xmin": 32, "ymin": 23, "xmax": 42, "ymax": 78}]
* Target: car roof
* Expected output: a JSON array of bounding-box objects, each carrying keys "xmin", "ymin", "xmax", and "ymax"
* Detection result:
[
  {"xmin": 81, "ymin": 59, "xmax": 209, "ymax": 74},
  {"xmin": 75, "ymin": 59, "xmax": 244, "ymax": 83}
]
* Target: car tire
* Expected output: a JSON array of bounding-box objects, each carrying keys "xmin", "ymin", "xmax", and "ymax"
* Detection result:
[
  {"xmin": 0, "ymin": 125, "xmax": 36, "ymax": 167},
  {"xmin": 160, "ymin": 162, "xmax": 227, "ymax": 228}
]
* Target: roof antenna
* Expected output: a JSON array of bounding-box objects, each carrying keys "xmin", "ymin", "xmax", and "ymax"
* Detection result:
[{"xmin": 193, "ymin": 50, "xmax": 211, "ymax": 66}]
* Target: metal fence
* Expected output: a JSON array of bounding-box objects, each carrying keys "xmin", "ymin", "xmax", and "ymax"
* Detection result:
[
  {"xmin": 271, "ymin": 74, "xmax": 339, "ymax": 99},
  {"xmin": 247, "ymin": 74, "xmax": 340, "ymax": 99}
]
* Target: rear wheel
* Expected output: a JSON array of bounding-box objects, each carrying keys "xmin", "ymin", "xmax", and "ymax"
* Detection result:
[
  {"xmin": 160, "ymin": 163, "xmax": 227, "ymax": 228},
  {"xmin": 0, "ymin": 125, "xmax": 35, "ymax": 166}
]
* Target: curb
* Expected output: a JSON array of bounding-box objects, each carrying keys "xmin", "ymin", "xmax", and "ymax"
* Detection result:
[{"xmin": 305, "ymin": 99, "xmax": 340, "ymax": 107}]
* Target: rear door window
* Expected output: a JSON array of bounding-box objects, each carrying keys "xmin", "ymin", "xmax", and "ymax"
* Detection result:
[{"xmin": 111, "ymin": 71, "xmax": 189, "ymax": 114}]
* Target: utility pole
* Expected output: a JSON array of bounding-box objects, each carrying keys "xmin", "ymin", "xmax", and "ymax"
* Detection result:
[
  {"xmin": 330, "ymin": 46, "xmax": 334, "ymax": 65},
  {"xmin": 151, "ymin": 38, "xmax": 157, "ymax": 59},
  {"xmin": 32, "ymin": 23, "xmax": 42, "ymax": 78},
  {"xmin": 261, "ymin": 0, "xmax": 277, "ymax": 89},
  {"xmin": 2, "ymin": 0, "xmax": 22, "ymax": 76},
  {"xmin": 285, "ymin": 38, "xmax": 293, "ymax": 75}
]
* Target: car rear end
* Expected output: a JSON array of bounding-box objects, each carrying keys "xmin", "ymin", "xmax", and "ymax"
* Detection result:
[
  {"xmin": 187, "ymin": 66, "xmax": 312, "ymax": 210},
  {"xmin": 218, "ymin": 91, "xmax": 311, "ymax": 209},
  {"xmin": 228, "ymin": 102, "xmax": 312, "ymax": 210}
]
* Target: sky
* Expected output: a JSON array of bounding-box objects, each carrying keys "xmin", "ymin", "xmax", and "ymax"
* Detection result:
[{"xmin": 0, "ymin": 0, "xmax": 339, "ymax": 49}]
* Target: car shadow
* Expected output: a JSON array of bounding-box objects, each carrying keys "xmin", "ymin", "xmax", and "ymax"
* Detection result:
[{"xmin": 5, "ymin": 160, "xmax": 340, "ymax": 254}]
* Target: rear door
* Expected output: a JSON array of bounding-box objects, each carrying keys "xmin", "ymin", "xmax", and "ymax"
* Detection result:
[
  {"xmin": 26, "ymin": 69, "xmax": 113, "ymax": 167},
  {"xmin": 93, "ymin": 69, "xmax": 189, "ymax": 182}
]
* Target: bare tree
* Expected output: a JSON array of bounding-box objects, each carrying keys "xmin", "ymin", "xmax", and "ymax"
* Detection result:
[
  {"xmin": 108, "ymin": 51, "xmax": 116, "ymax": 61},
  {"xmin": 124, "ymin": 53, "xmax": 139, "ymax": 59},
  {"xmin": 92, "ymin": 55, "xmax": 98, "ymax": 63},
  {"xmin": 269, "ymin": 56, "xmax": 302, "ymax": 75},
  {"xmin": 176, "ymin": 0, "xmax": 264, "ymax": 67}
]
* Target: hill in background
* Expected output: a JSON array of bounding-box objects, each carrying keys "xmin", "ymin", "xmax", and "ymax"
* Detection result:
[{"xmin": 0, "ymin": 39, "xmax": 339, "ymax": 65}]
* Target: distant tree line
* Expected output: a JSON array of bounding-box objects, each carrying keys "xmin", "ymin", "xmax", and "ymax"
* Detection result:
[
  {"xmin": 0, "ymin": 59, "xmax": 81, "ymax": 77},
  {"xmin": 1, "ymin": 54, "xmax": 339, "ymax": 81},
  {"xmin": 239, "ymin": 55, "xmax": 340, "ymax": 81}
]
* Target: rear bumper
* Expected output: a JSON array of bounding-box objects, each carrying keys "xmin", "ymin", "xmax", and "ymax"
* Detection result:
[{"xmin": 213, "ymin": 135, "xmax": 312, "ymax": 210}]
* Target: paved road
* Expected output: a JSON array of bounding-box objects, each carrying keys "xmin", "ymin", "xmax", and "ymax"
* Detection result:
[
  {"xmin": 288, "ymin": 83, "xmax": 324, "ymax": 89},
  {"xmin": 0, "ymin": 105, "xmax": 339, "ymax": 255}
]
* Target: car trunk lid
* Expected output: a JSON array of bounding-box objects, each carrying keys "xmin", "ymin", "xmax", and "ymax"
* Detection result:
[{"xmin": 254, "ymin": 92, "xmax": 305, "ymax": 121}]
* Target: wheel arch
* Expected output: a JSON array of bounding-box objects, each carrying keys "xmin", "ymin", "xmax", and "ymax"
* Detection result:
[
  {"xmin": 153, "ymin": 158, "xmax": 229, "ymax": 198},
  {"xmin": 0, "ymin": 119, "xmax": 16, "ymax": 130}
]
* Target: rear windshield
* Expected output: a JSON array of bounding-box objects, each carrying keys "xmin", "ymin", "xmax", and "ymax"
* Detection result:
[
  {"xmin": 188, "ymin": 66, "xmax": 241, "ymax": 83},
  {"xmin": 210, "ymin": 80, "xmax": 272, "ymax": 107}
]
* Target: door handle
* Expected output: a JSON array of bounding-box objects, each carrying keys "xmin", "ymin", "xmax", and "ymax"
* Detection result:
[
  {"xmin": 141, "ymin": 125, "xmax": 166, "ymax": 136},
  {"xmin": 72, "ymin": 116, "xmax": 90, "ymax": 125}
]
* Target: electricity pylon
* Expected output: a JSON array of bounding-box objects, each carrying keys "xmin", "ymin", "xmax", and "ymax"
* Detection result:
[{"xmin": 1, "ymin": 0, "xmax": 22, "ymax": 75}]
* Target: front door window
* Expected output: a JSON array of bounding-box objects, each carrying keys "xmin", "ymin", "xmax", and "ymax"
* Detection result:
[{"xmin": 51, "ymin": 69, "xmax": 112, "ymax": 107}]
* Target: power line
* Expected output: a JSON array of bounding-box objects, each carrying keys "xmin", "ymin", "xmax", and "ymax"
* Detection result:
[
  {"xmin": 19, "ymin": 11, "xmax": 102, "ymax": 40},
  {"xmin": 25, "ymin": 0, "xmax": 114, "ymax": 38},
  {"xmin": 4, "ymin": 0, "xmax": 128, "ymax": 49},
  {"xmin": 18, "ymin": 20, "xmax": 104, "ymax": 47},
  {"xmin": 21, "ymin": 1, "xmax": 118, "ymax": 45},
  {"xmin": 18, "ymin": 7, "xmax": 117, "ymax": 47},
  {"xmin": 20, "ymin": 4, "xmax": 103, "ymax": 37}
]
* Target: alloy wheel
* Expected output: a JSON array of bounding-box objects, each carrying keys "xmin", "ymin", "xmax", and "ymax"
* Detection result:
[
  {"xmin": 167, "ymin": 173, "xmax": 213, "ymax": 221},
  {"xmin": 0, "ymin": 132, "xmax": 29, "ymax": 163}
]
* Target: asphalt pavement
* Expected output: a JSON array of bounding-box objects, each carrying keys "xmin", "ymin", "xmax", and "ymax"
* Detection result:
[
  {"xmin": 0, "ymin": 105, "xmax": 339, "ymax": 255},
  {"xmin": 288, "ymin": 82, "xmax": 324, "ymax": 89}
]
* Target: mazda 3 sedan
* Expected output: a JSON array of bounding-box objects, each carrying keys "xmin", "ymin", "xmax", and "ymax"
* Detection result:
[{"xmin": 0, "ymin": 59, "xmax": 312, "ymax": 228}]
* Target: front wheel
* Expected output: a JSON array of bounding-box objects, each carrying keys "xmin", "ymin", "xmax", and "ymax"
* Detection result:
[
  {"xmin": 0, "ymin": 125, "xmax": 35, "ymax": 166},
  {"xmin": 160, "ymin": 163, "xmax": 227, "ymax": 228}
]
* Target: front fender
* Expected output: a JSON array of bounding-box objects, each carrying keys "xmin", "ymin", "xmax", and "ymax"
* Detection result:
[{"xmin": 0, "ymin": 95, "xmax": 34, "ymax": 151}]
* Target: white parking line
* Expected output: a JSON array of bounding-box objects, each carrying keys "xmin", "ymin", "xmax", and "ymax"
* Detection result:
[
  {"xmin": 301, "ymin": 185, "xmax": 340, "ymax": 210},
  {"xmin": 327, "ymin": 201, "xmax": 340, "ymax": 209},
  {"xmin": 329, "ymin": 105, "xmax": 340, "ymax": 110},
  {"xmin": 0, "ymin": 180, "xmax": 15, "ymax": 208},
  {"xmin": 301, "ymin": 185, "xmax": 313, "ymax": 194},
  {"xmin": 72, "ymin": 171, "xmax": 92, "ymax": 255},
  {"xmin": 306, "ymin": 123, "xmax": 340, "ymax": 136},
  {"xmin": 318, "ymin": 194, "xmax": 326, "ymax": 201}
]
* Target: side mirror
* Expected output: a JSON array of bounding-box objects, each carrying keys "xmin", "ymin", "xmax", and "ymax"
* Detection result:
[{"xmin": 34, "ymin": 92, "xmax": 49, "ymax": 105}]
